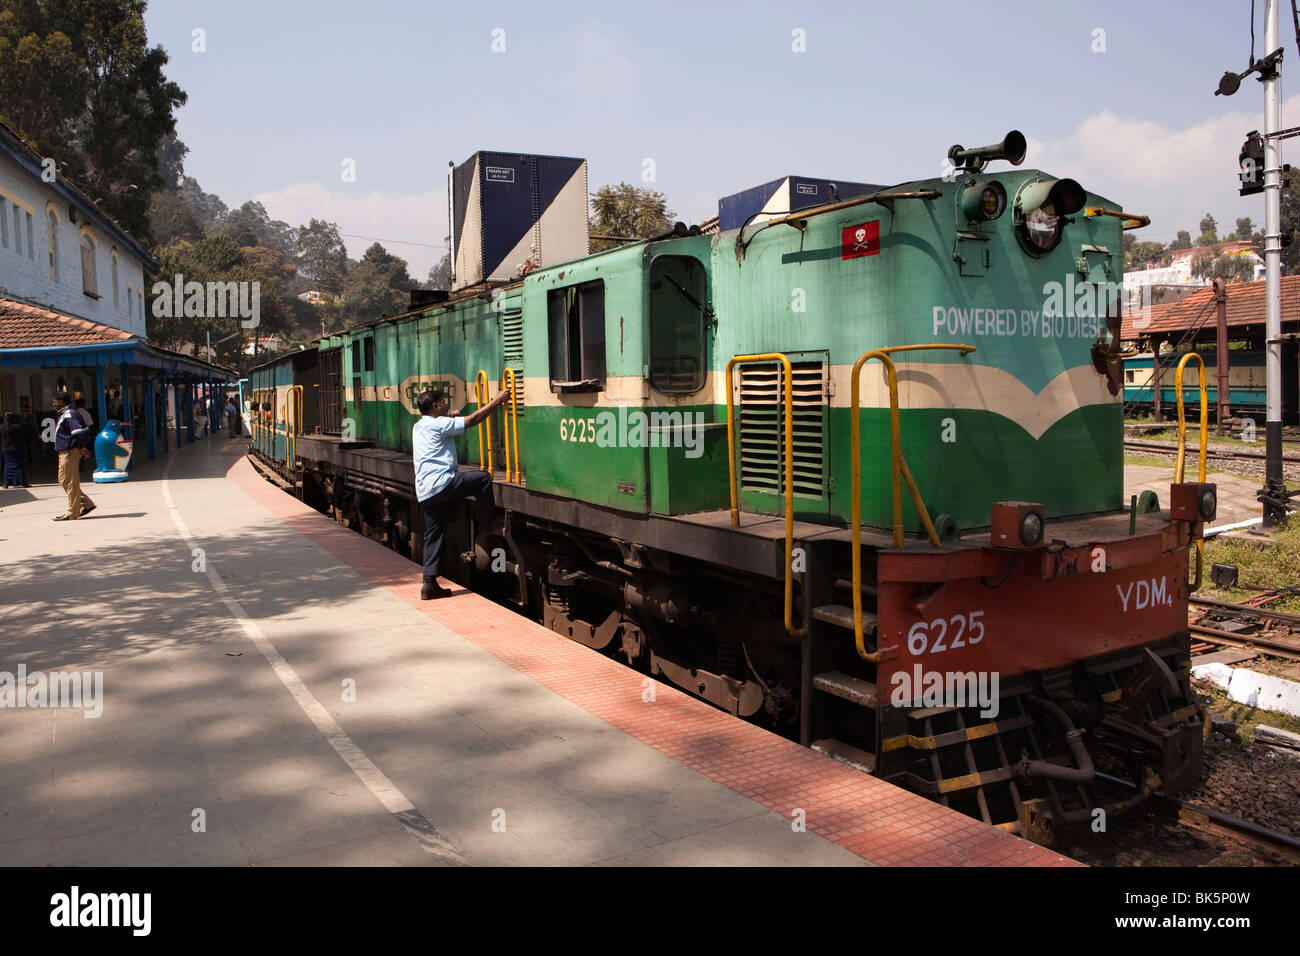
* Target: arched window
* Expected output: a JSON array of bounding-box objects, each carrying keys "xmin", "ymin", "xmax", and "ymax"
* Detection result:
[
  {"xmin": 45, "ymin": 206, "xmax": 59, "ymax": 282},
  {"xmin": 127, "ymin": 283, "xmax": 134, "ymax": 321},
  {"xmin": 111, "ymin": 249, "xmax": 119, "ymax": 307},
  {"xmin": 80, "ymin": 231, "xmax": 98, "ymax": 297}
]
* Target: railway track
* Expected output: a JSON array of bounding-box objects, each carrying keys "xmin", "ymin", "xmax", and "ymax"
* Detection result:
[
  {"xmin": 1124, "ymin": 438, "xmax": 1300, "ymax": 464},
  {"xmin": 1188, "ymin": 594, "xmax": 1300, "ymax": 661},
  {"xmin": 1096, "ymin": 772, "xmax": 1300, "ymax": 865}
]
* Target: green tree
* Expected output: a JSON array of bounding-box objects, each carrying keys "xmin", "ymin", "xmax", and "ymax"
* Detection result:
[
  {"xmin": 0, "ymin": 0, "xmax": 187, "ymax": 240},
  {"xmin": 1236, "ymin": 217, "xmax": 1254, "ymax": 240},
  {"xmin": 225, "ymin": 200, "xmax": 296, "ymax": 257},
  {"xmin": 426, "ymin": 247, "xmax": 451, "ymax": 289},
  {"xmin": 1125, "ymin": 241, "xmax": 1167, "ymax": 270},
  {"xmin": 147, "ymin": 234, "xmax": 299, "ymax": 366},
  {"xmin": 1169, "ymin": 230, "xmax": 1193, "ymax": 251},
  {"xmin": 343, "ymin": 243, "xmax": 414, "ymax": 321},
  {"xmin": 1198, "ymin": 213, "xmax": 1217, "ymax": 239},
  {"xmin": 296, "ymin": 219, "xmax": 348, "ymax": 293},
  {"xmin": 1190, "ymin": 245, "xmax": 1255, "ymax": 282},
  {"xmin": 146, "ymin": 186, "xmax": 204, "ymax": 245},
  {"xmin": 1279, "ymin": 174, "xmax": 1300, "ymax": 274},
  {"xmin": 589, "ymin": 182, "xmax": 676, "ymax": 252}
]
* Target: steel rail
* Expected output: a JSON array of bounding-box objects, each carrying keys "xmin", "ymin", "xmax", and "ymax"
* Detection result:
[
  {"xmin": 1189, "ymin": 623, "xmax": 1300, "ymax": 662},
  {"xmin": 1095, "ymin": 772, "xmax": 1300, "ymax": 864}
]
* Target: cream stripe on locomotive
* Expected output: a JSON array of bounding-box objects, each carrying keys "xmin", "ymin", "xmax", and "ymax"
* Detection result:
[
  {"xmin": 348, "ymin": 363, "xmax": 1115, "ymax": 442},
  {"xmin": 516, "ymin": 364, "xmax": 1117, "ymax": 440}
]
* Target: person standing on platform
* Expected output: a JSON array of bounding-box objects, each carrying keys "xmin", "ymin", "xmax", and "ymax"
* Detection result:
[
  {"xmin": 226, "ymin": 397, "xmax": 240, "ymax": 437},
  {"xmin": 51, "ymin": 391, "xmax": 95, "ymax": 520},
  {"xmin": 413, "ymin": 386, "xmax": 510, "ymax": 599},
  {"xmin": 1, "ymin": 412, "xmax": 30, "ymax": 488}
]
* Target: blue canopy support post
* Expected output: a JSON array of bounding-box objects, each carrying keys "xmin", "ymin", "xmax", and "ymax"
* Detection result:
[
  {"xmin": 174, "ymin": 377, "xmax": 183, "ymax": 449},
  {"xmin": 186, "ymin": 375, "xmax": 195, "ymax": 443},
  {"xmin": 143, "ymin": 370, "xmax": 157, "ymax": 460},
  {"xmin": 204, "ymin": 380, "xmax": 213, "ymax": 440},
  {"xmin": 159, "ymin": 376, "xmax": 168, "ymax": 454},
  {"xmin": 94, "ymin": 365, "xmax": 106, "ymax": 433}
]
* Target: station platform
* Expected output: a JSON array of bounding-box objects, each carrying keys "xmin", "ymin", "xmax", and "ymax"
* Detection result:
[{"xmin": 0, "ymin": 436, "xmax": 1074, "ymax": 867}]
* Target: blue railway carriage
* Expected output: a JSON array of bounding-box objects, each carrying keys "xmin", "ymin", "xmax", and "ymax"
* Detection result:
[{"xmin": 1122, "ymin": 349, "xmax": 1282, "ymax": 419}]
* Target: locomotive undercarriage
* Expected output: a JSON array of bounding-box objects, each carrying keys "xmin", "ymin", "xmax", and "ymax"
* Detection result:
[{"xmin": 256, "ymin": 449, "xmax": 1207, "ymax": 845}]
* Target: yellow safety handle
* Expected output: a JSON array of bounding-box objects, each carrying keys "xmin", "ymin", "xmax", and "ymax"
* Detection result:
[
  {"xmin": 725, "ymin": 353, "xmax": 795, "ymax": 635},
  {"xmin": 1084, "ymin": 205, "xmax": 1151, "ymax": 231},
  {"xmin": 286, "ymin": 385, "xmax": 303, "ymax": 467},
  {"xmin": 474, "ymin": 370, "xmax": 493, "ymax": 473},
  {"xmin": 1175, "ymin": 353, "xmax": 1208, "ymax": 591},
  {"xmin": 850, "ymin": 344, "xmax": 976, "ymax": 661},
  {"xmin": 501, "ymin": 368, "xmax": 520, "ymax": 484}
]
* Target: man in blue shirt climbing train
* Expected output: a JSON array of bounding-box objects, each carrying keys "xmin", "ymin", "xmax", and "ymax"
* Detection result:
[{"xmin": 413, "ymin": 385, "xmax": 511, "ymax": 599}]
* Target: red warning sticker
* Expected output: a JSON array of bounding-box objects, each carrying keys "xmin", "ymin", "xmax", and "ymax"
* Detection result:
[{"xmin": 841, "ymin": 220, "xmax": 880, "ymax": 259}]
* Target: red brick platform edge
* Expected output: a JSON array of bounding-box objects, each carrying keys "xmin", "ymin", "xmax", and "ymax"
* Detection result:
[{"xmin": 221, "ymin": 446, "xmax": 1077, "ymax": 867}]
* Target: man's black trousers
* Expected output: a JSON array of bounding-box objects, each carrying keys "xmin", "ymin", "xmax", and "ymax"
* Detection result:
[{"xmin": 420, "ymin": 470, "xmax": 496, "ymax": 579}]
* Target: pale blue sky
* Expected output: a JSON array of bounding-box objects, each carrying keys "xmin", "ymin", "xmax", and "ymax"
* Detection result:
[{"xmin": 144, "ymin": 0, "xmax": 1287, "ymax": 276}]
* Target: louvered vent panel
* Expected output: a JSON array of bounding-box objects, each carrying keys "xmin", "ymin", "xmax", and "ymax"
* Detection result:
[
  {"xmin": 501, "ymin": 306, "xmax": 525, "ymax": 414},
  {"xmin": 738, "ymin": 360, "xmax": 825, "ymax": 496}
]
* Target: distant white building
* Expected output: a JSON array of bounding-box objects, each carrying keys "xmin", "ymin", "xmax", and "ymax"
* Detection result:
[
  {"xmin": 1124, "ymin": 241, "xmax": 1264, "ymax": 302},
  {"xmin": 0, "ymin": 120, "xmax": 152, "ymax": 338},
  {"xmin": 244, "ymin": 335, "xmax": 283, "ymax": 356}
]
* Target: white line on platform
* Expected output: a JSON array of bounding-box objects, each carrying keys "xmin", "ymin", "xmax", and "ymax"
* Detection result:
[{"xmin": 160, "ymin": 448, "xmax": 467, "ymax": 865}]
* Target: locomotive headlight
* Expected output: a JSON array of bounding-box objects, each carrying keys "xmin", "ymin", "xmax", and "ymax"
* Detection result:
[
  {"xmin": 1023, "ymin": 203, "xmax": 1060, "ymax": 249},
  {"xmin": 961, "ymin": 181, "xmax": 1007, "ymax": 222},
  {"xmin": 1019, "ymin": 511, "xmax": 1043, "ymax": 547},
  {"xmin": 1199, "ymin": 488, "xmax": 1217, "ymax": 521},
  {"xmin": 1013, "ymin": 178, "xmax": 1086, "ymax": 255}
]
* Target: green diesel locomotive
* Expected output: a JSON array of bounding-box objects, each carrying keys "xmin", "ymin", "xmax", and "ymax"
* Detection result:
[{"xmin": 246, "ymin": 137, "xmax": 1212, "ymax": 841}]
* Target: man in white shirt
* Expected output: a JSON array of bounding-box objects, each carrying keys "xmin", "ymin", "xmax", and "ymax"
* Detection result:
[{"xmin": 414, "ymin": 386, "xmax": 511, "ymax": 599}]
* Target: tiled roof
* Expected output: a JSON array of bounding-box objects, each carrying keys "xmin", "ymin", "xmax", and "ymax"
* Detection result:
[
  {"xmin": 1121, "ymin": 276, "xmax": 1300, "ymax": 339},
  {"xmin": 0, "ymin": 297, "xmax": 137, "ymax": 349}
]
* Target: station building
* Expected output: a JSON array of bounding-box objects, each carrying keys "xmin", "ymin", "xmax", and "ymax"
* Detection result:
[
  {"xmin": 0, "ymin": 119, "xmax": 233, "ymax": 466},
  {"xmin": 1119, "ymin": 274, "xmax": 1300, "ymax": 422}
]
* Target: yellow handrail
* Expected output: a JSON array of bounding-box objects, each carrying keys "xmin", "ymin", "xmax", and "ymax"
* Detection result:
[
  {"xmin": 1175, "ymin": 353, "xmax": 1208, "ymax": 591},
  {"xmin": 850, "ymin": 344, "xmax": 976, "ymax": 661},
  {"xmin": 725, "ymin": 353, "xmax": 795, "ymax": 635},
  {"xmin": 1084, "ymin": 204, "xmax": 1151, "ymax": 231},
  {"xmin": 286, "ymin": 385, "xmax": 303, "ymax": 467},
  {"xmin": 474, "ymin": 370, "xmax": 493, "ymax": 473},
  {"xmin": 501, "ymin": 368, "xmax": 520, "ymax": 483}
]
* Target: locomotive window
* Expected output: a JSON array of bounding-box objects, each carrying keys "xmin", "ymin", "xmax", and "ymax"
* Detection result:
[
  {"xmin": 649, "ymin": 256, "xmax": 708, "ymax": 393},
  {"xmin": 547, "ymin": 280, "xmax": 606, "ymax": 391},
  {"xmin": 351, "ymin": 341, "xmax": 360, "ymax": 373},
  {"xmin": 363, "ymin": 338, "xmax": 375, "ymax": 372}
]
